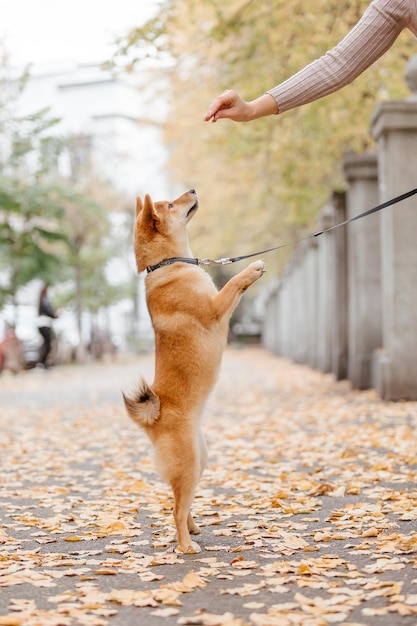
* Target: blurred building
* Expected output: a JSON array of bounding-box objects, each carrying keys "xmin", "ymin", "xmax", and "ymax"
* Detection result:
[
  {"xmin": 2, "ymin": 61, "xmax": 173, "ymax": 355},
  {"xmin": 16, "ymin": 61, "xmax": 170, "ymax": 198}
]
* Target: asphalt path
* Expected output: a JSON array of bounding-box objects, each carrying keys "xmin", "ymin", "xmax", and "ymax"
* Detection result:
[{"xmin": 1, "ymin": 347, "xmax": 417, "ymax": 626}]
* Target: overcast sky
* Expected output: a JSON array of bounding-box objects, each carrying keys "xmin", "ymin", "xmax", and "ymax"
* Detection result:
[{"xmin": 1, "ymin": 0, "xmax": 159, "ymax": 67}]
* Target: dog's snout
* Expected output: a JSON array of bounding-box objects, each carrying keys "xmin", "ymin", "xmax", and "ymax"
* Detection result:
[{"xmin": 189, "ymin": 189, "xmax": 196, "ymax": 195}]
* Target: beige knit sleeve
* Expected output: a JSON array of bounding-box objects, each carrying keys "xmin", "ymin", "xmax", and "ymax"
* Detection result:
[{"xmin": 267, "ymin": 0, "xmax": 410, "ymax": 114}]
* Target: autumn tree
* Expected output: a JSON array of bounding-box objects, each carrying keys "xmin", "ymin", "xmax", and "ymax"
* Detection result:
[{"xmin": 115, "ymin": 0, "xmax": 415, "ymax": 273}]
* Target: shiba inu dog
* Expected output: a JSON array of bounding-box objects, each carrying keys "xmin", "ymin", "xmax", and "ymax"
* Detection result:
[{"xmin": 123, "ymin": 189, "xmax": 265, "ymax": 553}]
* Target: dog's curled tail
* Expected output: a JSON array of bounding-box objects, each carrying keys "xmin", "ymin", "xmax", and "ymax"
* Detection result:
[{"xmin": 123, "ymin": 380, "xmax": 160, "ymax": 427}]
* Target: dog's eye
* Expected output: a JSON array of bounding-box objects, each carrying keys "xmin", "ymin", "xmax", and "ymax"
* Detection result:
[{"xmin": 168, "ymin": 203, "xmax": 174, "ymax": 209}]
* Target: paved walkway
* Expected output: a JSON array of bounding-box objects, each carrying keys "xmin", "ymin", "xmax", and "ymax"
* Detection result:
[{"xmin": 0, "ymin": 347, "xmax": 417, "ymax": 626}]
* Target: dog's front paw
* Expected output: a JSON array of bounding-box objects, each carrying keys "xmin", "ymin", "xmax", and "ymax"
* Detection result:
[
  {"xmin": 246, "ymin": 259, "xmax": 266, "ymax": 282},
  {"xmin": 253, "ymin": 259, "xmax": 266, "ymax": 275},
  {"xmin": 175, "ymin": 540, "xmax": 201, "ymax": 554}
]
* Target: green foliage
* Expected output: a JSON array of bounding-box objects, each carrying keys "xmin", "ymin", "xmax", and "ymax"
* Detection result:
[
  {"xmin": 0, "ymin": 63, "xmax": 132, "ymax": 329},
  {"xmin": 0, "ymin": 176, "xmax": 67, "ymax": 306},
  {"xmin": 0, "ymin": 67, "xmax": 70, "ymax": 308},
  {"xmin": 7, "ymin": 109, "xmax": 62, "ymax": 173},
  {"xmin": 115, "ymin": 0, "xmax": 415, "ymax": 272}
]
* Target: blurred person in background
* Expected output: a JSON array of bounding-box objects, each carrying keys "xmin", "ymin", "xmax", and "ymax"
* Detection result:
[
  {"xmin": 0, "ymin": 322, "xmax": 24, "ymax": 374},
  {"xmin": 37, "ymin": 284, "xmax": 59, "ymax": 369}
]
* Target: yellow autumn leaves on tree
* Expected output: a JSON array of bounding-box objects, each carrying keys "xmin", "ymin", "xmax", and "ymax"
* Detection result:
[{"xmin": 116, "ymin": 0, "xmax": 415, "ymax": 269}]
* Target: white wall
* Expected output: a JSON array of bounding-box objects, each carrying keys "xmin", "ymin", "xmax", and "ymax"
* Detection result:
[{"xmin": 16, "ymin": 62, "xmax": 171, "ymax": 198}]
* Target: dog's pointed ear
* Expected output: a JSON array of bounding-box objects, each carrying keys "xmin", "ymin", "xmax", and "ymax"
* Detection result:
[
  {"xmin": 136, "ymin": 196, "xmax": 143, "ymax": 217},
  {"xmin": 142, "ymin": 194, "xmax": 160, "ymax": 226}
]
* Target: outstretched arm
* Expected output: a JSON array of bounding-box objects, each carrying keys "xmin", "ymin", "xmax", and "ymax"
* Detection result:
[
  {"xmin": 267, "ymin": 0, "xmax": 407, "ymax": 114},
  {"xmin": 205, "ymin": 0, "xmax": 409, "ymax": 122}
]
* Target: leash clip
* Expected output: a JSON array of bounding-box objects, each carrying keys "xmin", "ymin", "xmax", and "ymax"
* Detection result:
[{"xmin": 199, "ymin": 257, "xmax": 233, "ymax": 267}]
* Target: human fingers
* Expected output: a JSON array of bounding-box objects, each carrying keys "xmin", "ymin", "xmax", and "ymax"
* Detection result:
[{"xmin": 204, "ymin": 89, "xmax": 238, "ymax": 122}]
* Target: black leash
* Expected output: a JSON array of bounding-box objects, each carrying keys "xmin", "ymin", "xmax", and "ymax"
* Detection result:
[{"xmin": 147, "ymin": 187, "xmax": 417, "ymax": 273}]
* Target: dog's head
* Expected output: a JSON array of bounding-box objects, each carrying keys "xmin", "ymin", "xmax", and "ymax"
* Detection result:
[{"xmin": 134, "ymin": 189, "xmax": 199, "ymax": 272}]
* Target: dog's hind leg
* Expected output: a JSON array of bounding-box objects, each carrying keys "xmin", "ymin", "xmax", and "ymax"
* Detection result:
[
  {"xmin": 188, "ymin": 511, "xmax": 200, "ymax": 535},
  {"xmin": 186, "ymin": 428, "xmax": 207, "ymax": 536},
  {"xmin": 172, "ymin": 482, "xmax": 201, "ymax": 553},
  {"xmin": 198, "ymin": 428, "xmax": 208, "ymax": 477},
  {"xmin": 170, "ymin": 445, "xmax": 203, "ymax": 554}
]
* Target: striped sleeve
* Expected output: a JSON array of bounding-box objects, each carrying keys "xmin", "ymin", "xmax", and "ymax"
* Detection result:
[{"xmin": 267, "ymin": 0, "xmax": 411, "ymax": 114}]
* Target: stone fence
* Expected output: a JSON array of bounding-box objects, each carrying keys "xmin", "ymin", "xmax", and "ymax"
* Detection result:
[{"xmin": 261, "ymin": 56, "xmax": 417, "ymax": 401}]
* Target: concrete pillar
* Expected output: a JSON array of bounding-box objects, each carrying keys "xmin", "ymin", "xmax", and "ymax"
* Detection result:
[
  {"xmin": 369, "ymin": 56, "xmax": 417, "ymax": 399},
  {"xmin": 279, "ymin": 266, "xmax": 293, "ymax": 359},
  {"xmin": 343, "ymin": 151, "xmax": 381, "ymax": 389},
  {"xmin": 304, "ymin": 238, "xmax": 319, "ymax": 369},
  {"xmin": 292, "ymin": 250, "xmax": 308, "ymax": 364},
  {"xmin": 294, "ymin": 242, "xmax": 310, "ymax": 366},
  {"xmin": 291, "ymin": 260, "xmax": 301, "ymax": 362},
  {"xmin": 262, "ymin": 280, "xmax": 280, "ymax": 354},
  {"xmin": 330, "ymin": 191, "xmax": 348, "ymax": 381},
  {"xmin": 316, "ymin": 204, "xmax": 337, "ymax": 373}
]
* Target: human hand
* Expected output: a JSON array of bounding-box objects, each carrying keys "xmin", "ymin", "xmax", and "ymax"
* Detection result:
[
  {"xmin": 204, "ymin": 89, "xmax": 251, "ymax": 123},
  {"xmin": 205, "ymin": 90, "xmax": 279, "ymax": 123}
]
